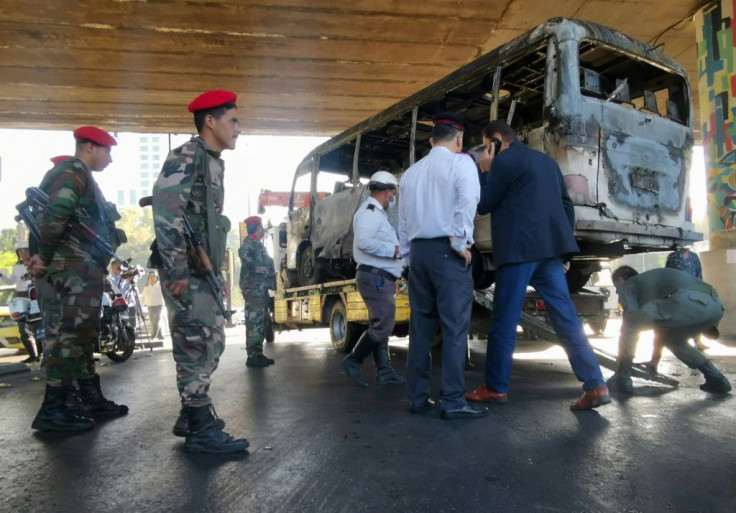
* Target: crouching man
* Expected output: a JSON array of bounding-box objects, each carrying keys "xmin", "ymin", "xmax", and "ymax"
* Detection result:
[{"xmin": 608, "ymin": 266, "xmax": 731, "ymax": 395}]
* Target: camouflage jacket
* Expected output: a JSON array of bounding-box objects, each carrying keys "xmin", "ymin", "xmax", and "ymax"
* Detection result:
[
  {"xmin": 238, "ymin": 237, "xmax": 276, "ymax": 292},
  {"xmin": 151, "ymin": 137, "xmax": 231, "ymax": 281},
  {"xmin": 36, "ymin": 158, "xmax": 117, "ymax": 268}
]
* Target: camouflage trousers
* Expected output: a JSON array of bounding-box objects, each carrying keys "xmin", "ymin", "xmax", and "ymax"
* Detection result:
[
  {"xmin": 34, "ymin": 274, "xmax": 61, "ymax": 364},
  {"xmin": 161, "ymin": 270, "xmax": 226, "ymax": 408},
  {"xmin": 43, "ymin": 261, "xmax": 104, "ymax": 386},
  {"xmin": 242, "ymin": 289, "xmax": 270, "ymax": 358}
]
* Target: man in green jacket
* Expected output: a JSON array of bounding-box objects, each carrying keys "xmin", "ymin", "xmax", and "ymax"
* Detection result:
[{"xmin": 607, "ymin": 266, "xmax": 731, "ymax": 395}]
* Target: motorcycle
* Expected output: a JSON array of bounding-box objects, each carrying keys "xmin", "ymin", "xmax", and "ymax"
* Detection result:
[
  {"xmin": 98, "ymin": 289, "xmax": 135, "ymax": 362},
  {"xmin": 8, "ymin": 284, "xmax": 42, "ymax": 324}
]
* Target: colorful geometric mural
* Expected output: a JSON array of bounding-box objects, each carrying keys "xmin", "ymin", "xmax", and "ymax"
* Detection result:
[{"xmin": 696, "ymin": 0, "xmax": 736, "ymax": 233}]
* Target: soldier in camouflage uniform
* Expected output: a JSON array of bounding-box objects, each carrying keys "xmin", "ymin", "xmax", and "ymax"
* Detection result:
[
  {"xmin": 238, "ymin": 216, "xmax": 276, "ymax": 367},
  {"xmin": 150, "ymin": 90, "xmax": 248, "ymax": 454},
  {"xmin": 28, "ymin": 128, "xmax": 129, "ymax": 432},
  {"xmin": 31, "ymin": 156, "xmax": 73, "ymax": 364}
]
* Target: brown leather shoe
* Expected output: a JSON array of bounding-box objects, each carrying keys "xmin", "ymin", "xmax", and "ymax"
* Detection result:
[
  {"xmin": 570, "ymin": 386, "xmax": 611, "ymax": 411},
  {"xmin": 465, "ymin": 385, "xmax": 508, "ymax": 404}
]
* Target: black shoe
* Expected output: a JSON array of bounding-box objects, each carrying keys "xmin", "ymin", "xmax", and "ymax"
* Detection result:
[
  {"xmin": 409, "ymin": 398, "xmax": 436, "ymax": 415},
  {"xmin": 77, "ymin": 375, "xmax": 129, "ymax": 419},
  {"xmin": 22, "ymin": 356, "xmax": 37, "ymax": 364},
  {"xmin": 373, "ymin": 343, "xmax": 405, "ymax": 385},
  {"xmin": 32, "ymin": 385, "xmax": 96, "ymax": 432},
  {"xmin": 263, "ymin": 355, "xmax": 275, "ymax": 365},
  {"xmin": 173, "ymin": 408, "xmax": 226, "ymax": 437},
  {"xmin": 340, "ymin": 357, "xmax": 368, "ymax": 387},
  {"xmin": 698, "ymin": 361, "xmax": 732, "ymax": 394},
  {"xmin": 441, "ymin": 403, "xmax": 489, "ymax": 420},
  {"xmin": 246, "ymin": 354, "xmax": 272, "ymax": 368},
  {"xmin": 184, "ymin": 405, "xmax": 248, "ymax": 454}
]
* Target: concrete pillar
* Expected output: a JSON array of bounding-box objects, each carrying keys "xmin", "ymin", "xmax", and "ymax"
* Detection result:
[{"xmin": 695, "ymin": 0, "xmax": 736, "ymax": 338}]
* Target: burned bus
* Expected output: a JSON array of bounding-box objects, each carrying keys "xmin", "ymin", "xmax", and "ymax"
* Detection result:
[{"xmin": 283, "ymin": 17, "xmax": 701, "ymax": 291}]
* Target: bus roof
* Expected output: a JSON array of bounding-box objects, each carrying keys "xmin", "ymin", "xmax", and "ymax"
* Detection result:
[{"xmin": 295, "ymin": 17, "xmax": 689, "ymax": 177}]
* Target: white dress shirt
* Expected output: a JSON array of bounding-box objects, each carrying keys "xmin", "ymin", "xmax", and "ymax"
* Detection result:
[
  {"xmin": 353, "ymin": 196, "xmax": 405, "ymax": 278},
  {"xmin": 398, "ymin": 146, "xmax": 480, "ymax": 255}
]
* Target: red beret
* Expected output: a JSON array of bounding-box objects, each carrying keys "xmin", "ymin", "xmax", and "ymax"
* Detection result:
[
  {"xmin": 73, "ymin": 126, "xmax": 117, "ymax": 147},
  {"xmin": 188, "ymin": 90, "xmax": 237, "ymax": 113},
  {"xmin": 244, "ymin": 215, "xmax": 262, "ymax": 226},
  {"xmin": 50, "ymin": 155, "xmax": 73, "ymax": 165}
]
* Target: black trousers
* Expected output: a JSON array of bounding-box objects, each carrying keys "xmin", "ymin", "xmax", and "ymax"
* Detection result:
[{"xmin": 405, "ymin": 239, "xmax": 473, "ymax": 411}]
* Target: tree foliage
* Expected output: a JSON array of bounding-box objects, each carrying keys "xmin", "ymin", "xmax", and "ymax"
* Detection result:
[
  {"xmin": 0, "ymin": 229, "xmax": 19, "ymax": 274},
  {"xmin": 0, "ymin": 228, "xmax": 17, "ymax": 252},
  {"xmin": 115, "ymin": 207, "xmax": 156, "ymax": 269}
]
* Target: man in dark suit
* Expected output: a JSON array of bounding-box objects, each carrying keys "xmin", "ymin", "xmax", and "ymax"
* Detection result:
[{"xmin": 465, "ymin": 120, "xmax": 609, "ymax": 411}]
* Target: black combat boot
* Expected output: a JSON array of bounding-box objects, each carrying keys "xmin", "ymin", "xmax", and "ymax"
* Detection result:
[
  {"xmin": 340, "ymin": 331, "xmax": 376, "ymax": 388},
  {"xmin": 606, "ymin": 357, "xmax": 634, "ymax": 393},
  {"xmin": 246, "ymin": 353, "xmax": 274, "ymax": 368},
  {"xmin": 373, "ymin": 343, "xmax": 405, "ymax": 385},
  {"xmin": 21, "ymin": 336, "xmax": 38, "ymax": 363},
  {"xmin": 173, "ymin": 403, "xmax": 226, "ymax": 437},
  {"xmin": 32, "ymin": 385, "xmax": 95, "ymax": 432},
  {"xmin": 65, "ymin": 385, "xmax": 93, "ymax": 416},
  {"xmin": 184, "ymin": 404, "xmax": 249, "ymax": 454},
  {"xmin": 698, "ymin": 361, "xmax": 732, "ymax": 394},
  {"xmin": 77, "ymin": 374, "xmax": 129, "ymax": 419}
]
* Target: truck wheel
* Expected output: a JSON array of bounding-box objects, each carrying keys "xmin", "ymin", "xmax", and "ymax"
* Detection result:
[
  {"xmin": 297, "ymin": 243, "xmax": 324, "ymax": 286},
  {"xmin": 329, "ymin": 300, "xmax": 363, "ymax": 352}
]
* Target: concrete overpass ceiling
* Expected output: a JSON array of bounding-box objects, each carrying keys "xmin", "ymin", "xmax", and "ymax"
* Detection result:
[{"xmin": 0, "ymin": 0, "xmax": 710, "ymax": 135}]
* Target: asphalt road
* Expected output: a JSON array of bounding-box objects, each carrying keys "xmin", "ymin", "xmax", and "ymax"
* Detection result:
[{"xmin": 1, "ymin": 321, "xmax": 735, "ymax": 513}]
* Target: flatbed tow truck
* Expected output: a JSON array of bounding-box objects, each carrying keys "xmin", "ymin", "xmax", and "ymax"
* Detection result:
[{"xmin": 272, "ymin": 278, "xmax": 678, "ymax": 387}]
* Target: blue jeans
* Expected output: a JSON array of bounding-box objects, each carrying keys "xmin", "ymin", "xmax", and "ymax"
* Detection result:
[{"xmin": 485, "ymin": 258, "xmax": 604, "ymax": 394}]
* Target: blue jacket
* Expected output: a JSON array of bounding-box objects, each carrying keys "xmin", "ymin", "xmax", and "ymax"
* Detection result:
[{"xmin": 477, "ymin": 141, "xmax": 579, "ymax": 267}]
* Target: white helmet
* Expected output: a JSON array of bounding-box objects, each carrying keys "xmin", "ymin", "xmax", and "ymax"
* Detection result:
[{"xmin": 368, "ymin": 171, "xmax": 398, "ymax": 191}]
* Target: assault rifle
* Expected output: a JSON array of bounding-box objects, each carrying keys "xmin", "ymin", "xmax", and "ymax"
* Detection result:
[
  {"xmin": 138, "ymin": 195, "xmax": 231, "ymax": 321},
  {"xmin": 17, "ymin": 187, "xmax": 131, "ymax": 268},
  {"xmin": 182, "ymin": 214, "xmax": 231, "ymax": 321}
]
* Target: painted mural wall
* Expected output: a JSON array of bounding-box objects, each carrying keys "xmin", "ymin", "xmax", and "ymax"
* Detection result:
[{"xmin": 696, "ymin": 0, "xmax": 736, "ymax": 235}]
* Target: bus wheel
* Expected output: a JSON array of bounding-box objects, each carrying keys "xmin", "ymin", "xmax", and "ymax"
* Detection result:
[
  {"xmin": 329, "ymin": 300, "xmax": 363, "ymax": 352},
  {"xmin": 297, "ymin": 243, "xmax": 323, "ymax": 286}
]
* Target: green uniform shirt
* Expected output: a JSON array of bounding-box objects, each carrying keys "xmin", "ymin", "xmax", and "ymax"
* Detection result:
[
  {"xmin": 37, "ymin": 158, "xmax": 115, "ymax": 268},
  {"xmin": 152, "ymin": 137, "xmax": 231, "ymax": 281}
]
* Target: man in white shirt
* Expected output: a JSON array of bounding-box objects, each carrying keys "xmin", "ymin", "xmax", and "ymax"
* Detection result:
[
  {"xmin": 398, "ymin": 112, "xmax": 486, "ymax": 420},
  {"xmin": 341, "ymin": 171, "xmax": 405, "ymax": 388},
  {"xmin": 141, "ymin": 270, "xmax": 165, "ymax": 340}
]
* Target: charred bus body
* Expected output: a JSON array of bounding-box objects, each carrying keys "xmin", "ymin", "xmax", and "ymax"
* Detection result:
[{"xmin": 284, "ymin": 17, "xmax": 700, "ymax": 291}]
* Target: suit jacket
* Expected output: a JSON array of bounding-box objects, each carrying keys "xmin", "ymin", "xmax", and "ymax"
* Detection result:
[{"xmin": 477, "ymin": 141, "xmax": 579, "ymax": 267}]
